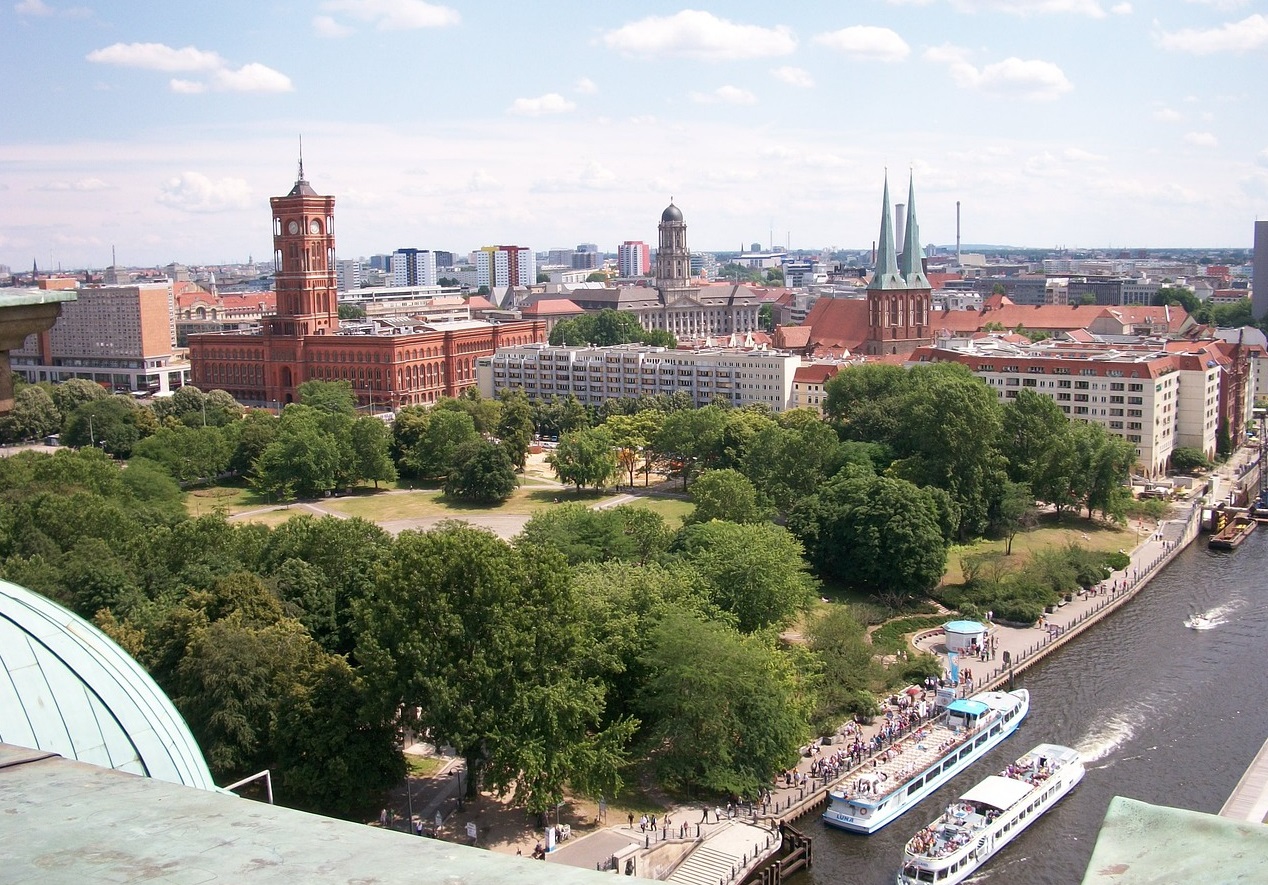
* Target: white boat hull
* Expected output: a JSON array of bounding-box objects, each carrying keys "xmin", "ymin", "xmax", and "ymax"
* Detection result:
[{"xmin": 822, "ymin": 689, "xmax": 1030, "ymax": 835}]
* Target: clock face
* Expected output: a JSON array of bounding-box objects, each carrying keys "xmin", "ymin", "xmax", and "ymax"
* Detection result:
[
  {"xmin": 287, "ymin": 220, "xmax": 300, "ymax": 235},
  {"xmin": 309, "ymin": 219, "xmax": 322, "ymax": 234}
]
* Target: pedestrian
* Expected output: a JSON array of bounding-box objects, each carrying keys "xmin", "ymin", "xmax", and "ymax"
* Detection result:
[
  {"xmin": 640, "ymin": 814, "xmax": 647, "ymax": 833},
  {"xmin": 701, "ymin": 806, "xmax": 709, "ymax": 824},
  {"xmin": 628, "ymin": 812, "xmax": 634, "ymax": 829}
]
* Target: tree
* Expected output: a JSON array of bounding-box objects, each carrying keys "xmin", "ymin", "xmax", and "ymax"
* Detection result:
[
  {"xmin": 757, "ymin": 303, "xmax": 774, "ymax": 332},
  {"xmin": 1001, "ymin": 389, "xmax": 1067, "ymax": 487},
  {"xmin": 2, "ymin": 385, "xmax": 60, "ymax": 442},
  {"xmin": 1170, "ymin": 446, "xmax": 1211, "ymax": 472},
  {"xmin": 672, "ymin": 520, "xmax": 815, "ymax": 633},
  {"xmin": 50, "ymin": 378, "xmax": 108, "ymax": 418},
  {"xmin": 806, "ymin": 606, "xmax": 882, "ymax": 726},
  {"xmin": 439, "ymin": 276, "xmax": 459, "ymax": 287},
  {"xmin": 436, "ymin": 388, "xmax": 501, "ymax": 435},
  {"xmin": 398, "ymin": 408, "xmax": 479, "ymax": 480},
  {"xmin": 228, "ymin": 408, "xmax": 277, "ymax": 476},
  {"xmin": 357, "ymin": 525, "xmax": 634, "ymax": 811},
  {"xmin": 890, "ymin": 363, "xmax": 1006, "ymax": 540},
  {"xmin": 349, "ymin": 416, "xmax": 397, "ymax": 488},
  {"xmin": 604, "ymin": 411, "xmax": 661, "ymax": 487},
  {"xmin": 686, "ymin": 469, "xmax": 766, "ymax": 525},
  {"xmin": 993, "ymin": 480, "xmax": 1038, "ymax": 555},
  {"xmin": 740, "ymin": 420, "xmax": 858, "ymax": 514},
  {"xmin": 63, "ymin": 396, "xmax": 148, "ymax": 457},
  {"xmin": 548, "ymin": 427, "xmax": 618, "ymax": 492},
  {"xmin": 639, "ymin": 611, "xmax": 805, "ymax": 797},
  {"xmin": 1078, "ymin": 292, "xmax": 1098, "ymax": 305},
  {"xmin": 517, "ymin": 504, "xmax": 670, "ymax": 566},
  {"xmin": 653, "ymin": 405, "xmax": 727, "ymax": 490},
  {"xmin": 789, "ymin": 473, "xmax": 949, "ymax": 604},
  {"xmin": 496, "ymin": 389, "xmax": 535, "ymax": 470},
  {"xmin": 251, "ymin": 406, "xmax": 341, "ymax": 499},
  {"xmin": 445, "ymin": 440, "xmax": 517, "ymax": 504},
  {"xmin": 131, "ymin": 424, "xmax": 233, "ymax": 484},
  {"xmin": 585, "ymin": 271, "xmax": 607, "ymax": 283},
  {"xmin": 337, "ymin": 303, "xmax": 366, "ymax": 320},
  {"xmin": 297, "ymin": 380, "xmax": 357, "ymax": 416},
  {"xmin": 822, "ymin": 363, "xmax": 909, "ymax": 444},
  {"xmin": 536, "ymin": 271, "xmax": 550, "ymax": 283}
]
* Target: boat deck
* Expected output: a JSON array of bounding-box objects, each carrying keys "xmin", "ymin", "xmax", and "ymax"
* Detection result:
[{"xmin": 834, "ymin": 719, "xmax": 979, "ymax": 804}]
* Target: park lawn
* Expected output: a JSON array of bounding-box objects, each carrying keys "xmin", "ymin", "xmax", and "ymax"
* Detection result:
[
  {"xmin": 941, "ymin": 512, "xmax": 1138, "ymax": 587},
  {"xmin": 185, "ymin": 483, "xmax": 271, "ymax": 517},
  {"xmin": 321, "ymin": 485, "xmax": 613, "ymax": 521},
  {"xmin": 234, "ymin": 507, "xmax": 303, "ymax": 528},
  {"xmin": 406, "ymin": 755, "xmax": 444, "ymax": 778},
  {"xmin": 621, "ymin": 496, "xmax": 694, "ymax": 530}
]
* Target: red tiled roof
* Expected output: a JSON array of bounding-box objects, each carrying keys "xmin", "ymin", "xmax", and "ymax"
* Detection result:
[
  {"xmin": 521, "ymin": 298, "xmax": 584, "ymax": 316},
  {"xmin": 793, "ymin": 364, "xmax": 840, "ymax": 384},
  {"xmin": 773, "ymin": 325, "xmax": 812, "ymax": 349},
  {"xmin": 465, "ymin": 295, "xmax": 496, "ymax": 310}
]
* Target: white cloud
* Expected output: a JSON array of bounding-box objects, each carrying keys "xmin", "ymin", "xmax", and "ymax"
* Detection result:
[
  {"xmin": 38, "ymin": 178, "xmax": 113, "ymax": 192},
  {"xmin": 1153, "ymin": 106, "xmax": 1182, "ymax": 122},
  {"xmin": 814, "ymin": 26, "xmax": 910, "ymax": 62},
  {"xmin": 1110, "ymin": 2, "xmax": 1132, "ymax": 13},
  {"xmin": 948, "ymin": 0, "xmax": 1107, "ymax": 15},
  {"xmin": 312, "ymin": 15, "xmax": 354, "ymax": 38},
  {"xmin": 601, "ymin": 10, "xmax": 796, "ymax": 61},
  {"xmin": 508, "ymin": 93, "xmax": 576, "ymax": 116},
  {"xmin": 211, "ymin": 63, "xmax": 293, "ymax": 93},
  {"xmin": 1185, "ymin": 0, "xmax": 1250, "ymax": 10},
  {"xmin": 1156, "ymin": 14, "xmax": 1268, "ymax": 54},
  {"xmin": 926, "ymin": 48, "xmax": 1072, "ymax": 100},
  {"xmin": 690, "ymin": 85, "xmax": 758, "ymax": 105},
  {"xmin": 319, "ymin": 0, "xmax": 460, "ymax": 30},
  {"xmin": 157, "ymin": 172, "xmax": 252, "ymax": 212},
  {"xmin": 87, "ymin": 42, "xmax": 224, "ymax": 72},
  {"xmin": 87, "ymin": 42, "xmax": 292, "ymax": 93},
  {"xmin": 574, "ymin": 77, "xmax": 598, "ymax": 94},
  {"xmin": 1258, "ymin": 148, "xmax": 1268, "ymax": 167},
  {"xmin": 532, "ymin": 160, "xmax": 619, "ymax": 193},
  {"xmin": 1184, "ymin": 131, "xmax": 1218, "ymax": 147},
  {"xmin": 771, "ymin": 65, "xmax": 815, "ymax": 87}
]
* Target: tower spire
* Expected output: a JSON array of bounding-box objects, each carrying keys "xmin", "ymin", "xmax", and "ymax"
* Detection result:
[
  {"xmin": 899, "ymin": 173, "xmax": 930, "ymax": 289},
  {"xmin": 868, "ymin": 171, "xmax": 904, "ymax": 290},
  {"xmin": 297, "ymin": 135, "xmax": 304, "ymax": 182}
]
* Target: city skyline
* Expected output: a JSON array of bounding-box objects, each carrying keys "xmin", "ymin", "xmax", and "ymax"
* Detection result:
[{"xmin": 3, "ymin": 0, "xmax": 1267, "ymax": 268}]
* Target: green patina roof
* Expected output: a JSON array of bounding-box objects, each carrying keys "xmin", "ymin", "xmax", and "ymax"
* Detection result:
[
  {"xmin": 899, "ymin": 174, "xmax": 931, "ymax": 290},
  {"xmin": 868, "ymin": 174, "xmax": 905, "ymax": 291}
]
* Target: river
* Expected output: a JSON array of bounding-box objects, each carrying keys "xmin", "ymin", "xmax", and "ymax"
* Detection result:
[{"xmin": 794, "ymin": 528, "xmax": 1268, "ymax": 885}]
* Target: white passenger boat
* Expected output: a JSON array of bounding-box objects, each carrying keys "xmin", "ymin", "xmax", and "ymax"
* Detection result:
[
  {"xmin": 896, "ymin": 743, "xmax": 1084, "ymax": 884},
  {"xmin": 821, "ymin": 689, "xmax": 1030, "ymax": 835}
]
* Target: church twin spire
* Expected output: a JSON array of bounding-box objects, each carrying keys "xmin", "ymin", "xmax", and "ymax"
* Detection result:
[{"xmin": 868, "ymin": 171, "xmax": 928, "ymax": 291}]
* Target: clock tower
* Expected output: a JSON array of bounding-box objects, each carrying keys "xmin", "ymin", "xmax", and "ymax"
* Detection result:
[{"xmin": 267, "ymin": 157, "xmax": 338, "ymax": 338}]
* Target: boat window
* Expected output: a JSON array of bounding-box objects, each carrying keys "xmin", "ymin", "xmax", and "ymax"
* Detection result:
[
  {"xmin": 975, "ymin": 735, "xmax": 987, "ymax": 748},
  {"xmin": 991, "ymin": 725, "xmax": 1000, "ymax": 736},
  {"xmin": 918, "ymin": 870, "xmax": 935, "ymax": 883}
]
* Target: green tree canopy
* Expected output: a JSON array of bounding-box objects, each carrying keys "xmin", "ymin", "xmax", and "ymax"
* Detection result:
[
  {"xmin": 639, "ymin": 611, "xmax": 805, "ymax": 797},
  {"xmin": 548, "ymin": 427, "xmax": 618, "ymax": 491},
  {"xmin": 686, "ymin": 468, "xmax": 767, "ymax": 525},
  {"xmin": 517, "ymin": 503, "xmax": 671, "ymax": 566},
  {"xmin": 445, "ymin": 439, "xmax": 517, "ymax": 504}
]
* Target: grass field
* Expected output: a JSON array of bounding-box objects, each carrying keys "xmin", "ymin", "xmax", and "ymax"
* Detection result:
[
  {"xmin": 941, "ymin": 512, "xmax": 1144, "ymax": 587},
  {"xmin": 185, "ymin": 483, "xmax": 270, "ymax": 517},
  {"xmin": 620, "ymin": 496, "xmax": 694, "ymax": 530},
  {"xmin": 321, "ymin": 485, "xmax": 613, "ymax": 521}
]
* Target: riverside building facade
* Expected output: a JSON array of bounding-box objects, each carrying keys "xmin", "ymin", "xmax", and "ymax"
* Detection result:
[
  {"xmin": 477, "ymin": 342, "xmax": 801, "ymax": 411},
  {"xmin": 908, "ymin": 337, "xmax": 1228, "ymax": 475}
]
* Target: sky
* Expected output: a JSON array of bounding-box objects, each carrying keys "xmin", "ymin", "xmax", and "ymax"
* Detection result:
[{"xmin": 2, "ymin": 0, "xmax": 1267, "ymax": 269}]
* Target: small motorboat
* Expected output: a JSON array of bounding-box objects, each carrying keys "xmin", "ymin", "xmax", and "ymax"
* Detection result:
[{"xmin": 1185, "ymin": 613, "xmax": 1215, "ymax": 630}]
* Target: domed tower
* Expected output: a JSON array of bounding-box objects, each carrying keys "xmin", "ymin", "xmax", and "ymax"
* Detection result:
[{"xmin": 656, "ymin": 199, "xmax": 691, "ymax": 291}]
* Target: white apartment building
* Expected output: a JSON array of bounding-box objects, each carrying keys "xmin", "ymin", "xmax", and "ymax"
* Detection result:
[
  {"xmin": 617, "ymin": 241, "xmax": 650, "ymax": 278},
  {"xmin": 909, "ymin": 338, "xmax": 1222, "ymax": 475},
  {"xmin": 338, "ymin": 284, "xmax": 468, "ymax": 321},
  {"xmin": 477, "ymin": 343, "xmax": 801, "ymax": 411},
  {"xmin": 335, "ymin": 258, "xmax": 362, "ymax": 294},
  {"xmin": 389, "ymin": 249, "xmax": 437, "ymax": 288}
]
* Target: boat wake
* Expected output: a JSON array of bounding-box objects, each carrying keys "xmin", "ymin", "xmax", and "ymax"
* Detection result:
[
  {"xmin": 1075, "ymin": 706, "xmax": 1149, "ymax": 766},
  {"xmin": 1186, "ymin": 603, "xmax": 1233, "ymax": 630}
]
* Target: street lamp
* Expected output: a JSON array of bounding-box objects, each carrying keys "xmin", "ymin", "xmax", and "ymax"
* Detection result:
[{"xmin": 451, "ymin": 766, "xmax": 465, "ymax": 811}]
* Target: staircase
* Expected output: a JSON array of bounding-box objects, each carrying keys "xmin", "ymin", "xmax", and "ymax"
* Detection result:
[{"xmin": 666, "ymin": 822, "xmax": 780, "ymax": 885}]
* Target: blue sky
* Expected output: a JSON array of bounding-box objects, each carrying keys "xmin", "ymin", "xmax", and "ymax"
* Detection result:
[{"xmin": 3, "ymin": 0, "xmax": 1267, "ymax": 269}]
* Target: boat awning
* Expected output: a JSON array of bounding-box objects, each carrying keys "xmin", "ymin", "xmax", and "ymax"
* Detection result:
[
  {"xmin": 947, "ymin": 699, "xmax": 990, "ymax": 717},
  {"xmin": 960, "ymin": 776, "xmax": 1033, "ymax": 811}
]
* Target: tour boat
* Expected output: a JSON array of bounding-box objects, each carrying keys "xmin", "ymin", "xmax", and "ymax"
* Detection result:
[
  {"xmin": 896, "ymin": 743, "xmax": 1083, "ymax": 885},
  {"xmin": 821, "ymin": 689, "xmax": 1030, "ymax": 835}
]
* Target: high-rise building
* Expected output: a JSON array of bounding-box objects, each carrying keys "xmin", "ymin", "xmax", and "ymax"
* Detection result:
[
  {"xmin": 389, "ymin": 248, "xmax": 437, "ymax": 287},
  {"xmin": 475, "ymin": 246, "xmax": 535, "ymax": 290},
  {"xmin": 12, "ymin": 281, "xmax": 190, "ymax": 393},
  {"xmin": 1254, "ymin": 221, "xmax": 1268, "ymax": 321},
  {"xmin": 617, "ymin": 241, "xmax": 650, "ymax": 277},
  {"xmin": 335, "ymin": 258, "xmax": 362, "ymax": 293}
]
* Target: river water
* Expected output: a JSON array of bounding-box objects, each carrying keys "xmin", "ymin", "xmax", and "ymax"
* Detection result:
[{"xmin": 794, "ymin": 529, "xmax": 1268, "ymax": 885}]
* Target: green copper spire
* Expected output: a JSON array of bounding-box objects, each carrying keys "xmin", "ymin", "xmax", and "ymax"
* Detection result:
[
  {"xmin": 899, "ymin": 173, "xmax": 931, "ymax": 289},
  {"xmin": 869, "ymin": 173, "xmax": 905, "ymax": 291}
]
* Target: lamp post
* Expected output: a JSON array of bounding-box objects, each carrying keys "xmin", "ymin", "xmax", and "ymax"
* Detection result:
[
  {"xmin": 88, "ymin": 413, "xmax": 94, "ymax": 448},
  {"xmin": 451, "ymin": 766, "xmax": 465, "ymax": 811}
]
